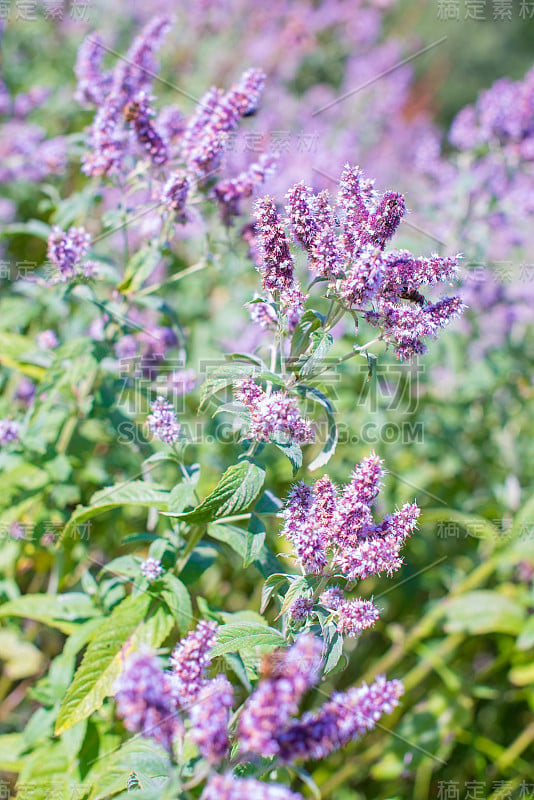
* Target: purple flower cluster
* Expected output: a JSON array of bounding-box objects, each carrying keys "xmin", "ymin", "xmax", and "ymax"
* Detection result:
[
  {"xmin": 238, "ymin": 633, "xmax": 322, "ymax": 757},
  {"xmin": 201, "ymin": 774, "xmax": 304, "ymax": 800},
  {"xmin": 168, "ymin": 620, "xmax": 218, "ymax": 707},
  {"xmin": 81, "ymin": 16, "xmax": 172, "ymax": 176},
  {"xmin": 146, "ymin": 396, "xmax": 182, "ymax": 444},
  {"xmin": 125, "ymin": 92, "xmax": 168, "ymax": 165},
  {"xmin": 189, "ymin": 675, "xmax": 234, "ymax": 763},
  {"xmin": 0, "ymin": 419, "xmax": 19, "ymax": 447},
  {"xmin": 167, "ymin": 368, "xmax": 197, "ymax": 396},
  {"xmin": 281, "ymin": 454, "xmax": 418, "ymax": 635},
  {"xmin": 36, "ymin": 330, "xmax": 58, "ymax": 350},
  {"xmin": 214, "ymin": 153, "xmax": 278, "ymax": 225},
  {"xmin": 275, "ymin": 674, "xmax": 403, "ymax": 762},
  {"xmin": 140, "ymin": 557, "xmax": 164, "ymax": 581},
  {"xmin": 182, "ymin": 68, "xmax": 266, "ymax": 180},
  {"xmin": 255, "ymin": 166, "xmax": 463, "ymax": 359},
  {"xmin": 115, "ymin": 651, "xmax": 179, "ymax": 752},
  {"xmin": 236, "ymin": 378, "xmax": 314, "ymax": 445},
  {"xmin": 161, "ymin": 171, "xmax": 190, "ymax": 222},
  {"xmin": 46, "ymin": 226, "xmax": 96, "ymax": 284}
]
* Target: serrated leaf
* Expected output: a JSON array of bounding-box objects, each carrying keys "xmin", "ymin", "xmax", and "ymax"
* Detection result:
[
  {"xmin": 167, "ymin": 461, "xmax": 265, "ymax": 524},
  {"xmin": 0, "ymin": 593, "xmax": 100, "ymax": 634},
  {"xmin": 62, "ymin": 481, "xmax": 170, "ymax": 539},
  {"xmin": 273, "ymin": 439, "xmax": 302, "ymax": 475},
  {"xmin": 297, "ymin": 330, "xmax": 334, "ymax": 377},
  {"xmin": 210, "ymin": 622, "xmax": 284, "ymax": 657},
  {"xmin": 55, "ymin": 595, "xmax": 172, "ymax": 735}
]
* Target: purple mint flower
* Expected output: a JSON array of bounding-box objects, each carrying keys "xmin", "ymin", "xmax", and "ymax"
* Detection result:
[
  {"xmin": 146, "ymin": 396, "xmax": 182, "ymax": 444},
  {"xmin": 319, "ymin": 586, "xmax": 344, "ymax": 610},
  {"xmin": 364, "ymin": 191, "xmax": 406, "ymax": 249},
  {"xmin": 15, "ymin": 377, "xmax": 35, "ymax": 405},
  {"xmin": 46, "ymin": 226, "xmax": 91, "ymax": 282},
  {"xmin": 201, "ymin": 774, "xmax": 304, "ymax": 800},
  {"xmin": 140, "ymin": 557, "xmax": 164, "ymax": 581},
  {"xmin": 114, "ymin": 335, "xmax": 139, "ymax": 361},
  {"xmin": 339, "ymin": 502, "xmax": 419, "ymax": 581},
  {"xmin": 127, "ymin": 92, "xmax": 168, "ymax": 165},
  {"xmin": 155, "ymin": 105, "xmax": 185, "ymax": 145},
  {"xmin": 282, "ymin": 482, "xmax": 327, "ymax": 575},
  {"xmin": 82, "ymin": 16, "xmax": 171, "ymax": 176},
  {"xmin": 167, "ymin": 368, "xmax": 197, "ymax": 396},
  {"xmin": 214, "ymin": 153, "xmax": 278, "ymax": 225},
  {"xmin": 237, "ymin": 379, "xmax": 314, "ymax": 446},
  {"xmin": 168, "ymin": 620, "xmax": 218, "ymax": 707},
  {"xmin": 0, "ymin": 419, "xmax": 20, "ymax": 446},
  {"xmin": 247, "ymin": 297, "xmax": 278, "ymax": 330},
  {"xmin": 339, "ymin": 244, "xmax": 385, "ymax": 308},
  {"xmin": 188, "ymin": 675, "xmax": 234, "ymax": 763},
  {"xmin": 380, "ymin": 251, "xmax": 459, "ymax": 298},
  {"xmin": 254, "ymin": 196, "xmax": 295, "ymax": 294},
  {"xmin": 335, "ymin": 598, "xmax": 380, "ymax": 637},
  {"xmin": 275, "ymin": 674, "xmax": 403, "ymax": 762},
  {"xmin": 289, "ymin": 597, "xmax": 315, "ymax": 624},
  {"xmin": 180, "ymin": 86, "xmax": 223, "ymax": 162},
  {"xmin": 238, "ymin": 633, "xmax": 323, "ymax": 757},
  {"xmin": 337, "ymin": 164, "xmax": 371, "ymax": 255},
  {"xmin": 347, "ymin": 453, "xmax": 384, "ymax": 507},
  {"xmin": 74, "ymin": 34, "xmax": 113, "ymax": 107},
  {"xmin": 161, "ymin": 172, "xmax": 190, "ymax": 222},
  {"xmin": 285, "ymin": 183, "xmax": 318, "ymax": 250},
  {"xmin": 280, "ymin": 283, "xmax": 307, "ymax": 331},
  {"xmin": 36, "ymin": 329, "xmax": 58, "ymax": 349},
  {"xmin": 115, "ymin": 650, "xmax": 179, "ymax": 752},
  {"xmin": 310, "ymin": 190, "xmax": 345, "ymax": 277}
]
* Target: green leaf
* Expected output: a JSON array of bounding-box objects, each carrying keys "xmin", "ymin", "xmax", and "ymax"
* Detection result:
[
  {"xmin": 166, "ymin": 461, "xmax": 265, "ymax": 524},
  {"xmin": 300, "ymin": 386, "xmax": 338, "ymax": 471},
  {"xmin": 55, "ymin": 594, "xmax": 172, "ymax": 735},
  {"xmin": 161, "ymin": 574, "xmax": 192, "ymax": 635},
  {"xmin": 443, "ymin": 591, "xmax": 525, "ymax": 635},
  {"xmin": 0, "ymin": 593, "xmax": 100, "ymax": 634},
  {"xmin": 273, "ymin": 439, "xmax": 302, "ymax": 475},
  {"xmin": 261, "ymin": 574, "xmax": 290, "ymax": 614},
  {"xmin": 118, "ymin": 246, "xmax": 161, "ymax": 293},
  {"xmin": 62, "ymin": 481, "xmax": 170, "ymax": 539},
  {"xmin": 210, "ymin": 622, "xmax": 284, "ymax": 658},
  {"xmin": 290, "ymin": 310, "xmax": 324, "ymax": 358},
  {"xmin": 297, "ymin": 330, "xmax": 334, "ymax": 377}
]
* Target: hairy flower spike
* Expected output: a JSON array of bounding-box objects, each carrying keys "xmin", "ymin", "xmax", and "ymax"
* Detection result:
[
  {"xmin": 127, "ymin": 92, "xmax": 168, "ymax": 164},
  {"xmin": 285, "ymin": 183, "xmax": 318, "ymax": 250},
  {"xmin": 46, "ymin": 226, "xmax": 91, "ymax": 282},
  {"xmin": 275, "ymin": 675, "xmax": 403, "ymax": 762},
  {"xmin": 169, "ymin": 620, "xmax": 218, "ymax": 707},
  {"xmin": 238, "ymin": 634, "xmax": 322, "ymax": 757},
  {"xmin": 214, "ymin": 153, "xmax": 278, "ymax": 225},
  {"xmin": 74, "ymin": 34, "xmax": 112, "ymax": 107},
  {"xmin": 282, "ymin": 482, "xmax": 327, "ymax": 574},
  {"xmin": 115, "ymin": 651, "xmax": 178, "ymax": 752},
  {"xmin": 237, "ymin": 379, "xmax": 314, "ymax": 445},
  {"xmin": 147, "ymin": 396, "xmax": 181, "ymax": 444},
  {"xmin": 254, "ymin": 196, "xmax": 295, "ymax": 294},
  {"xmin": 336, "ymin": 599, "xmax": 380, "ymax": 637},
  {"xmin": 189, "ymin": 675, "xmax": 233, "ymax": 764},
  {"xmin": 365, "ymin": 191, "xmax": 406, "ymax": 249},
  {"xmin": 161, "ymin": 172, "xmax": 190, "ymax": 222}
]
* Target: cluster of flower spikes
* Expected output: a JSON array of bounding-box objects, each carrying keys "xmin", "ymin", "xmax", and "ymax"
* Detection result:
[
  {"xmin": 235, "ymin": 376, "xmax": 314, "ymax": 445},
  {"xmin": 282, "ymin": 453, "xmax": 419, "ymax": 638},
  {"xmin": 251, "ymin": 164, "xmax": 464, "ymax": 359},
  {"xmin": 115, "ymin": 625, "xmax": 402, "ymax": 798},
  {"xmin": 76, "ymin": 17, "xmax": 277, "ymax": 224},
  {"xmin": 146, "ymin": 395, "xmax": 182, "ymax": 444},
  {"xmin": 115, "ymin": 620, "xmax": 229, "ymax": 760}
]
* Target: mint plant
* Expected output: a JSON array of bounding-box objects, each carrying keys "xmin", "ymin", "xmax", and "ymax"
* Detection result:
[{"xmin": 0, "ymin": 15, "xmax": 468, "ymax": 800}]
